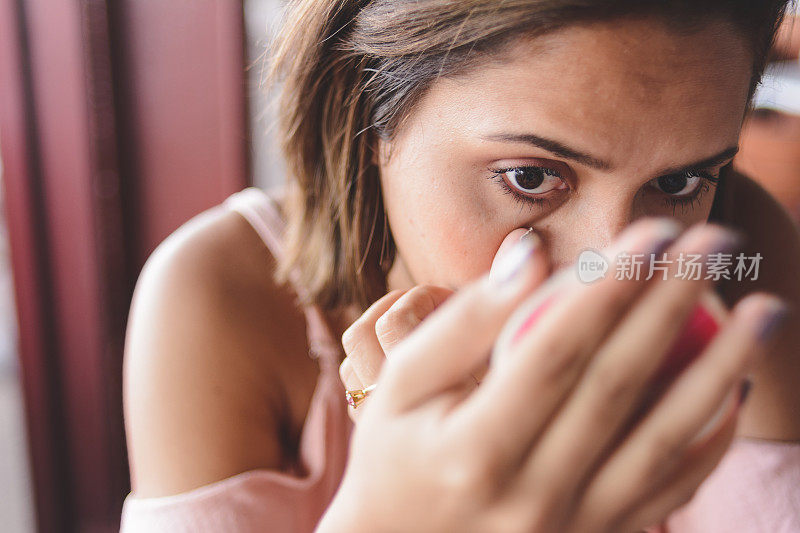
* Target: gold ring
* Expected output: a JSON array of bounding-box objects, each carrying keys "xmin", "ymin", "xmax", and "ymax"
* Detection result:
[{"xmin": 345, "ymin": 384, "xmax": 376, "ymax": 409}]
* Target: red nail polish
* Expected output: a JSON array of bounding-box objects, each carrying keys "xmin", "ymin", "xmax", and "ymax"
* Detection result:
[{"xmin": 511, "ymin": 293, "xmax": 559, "ymax": 345}]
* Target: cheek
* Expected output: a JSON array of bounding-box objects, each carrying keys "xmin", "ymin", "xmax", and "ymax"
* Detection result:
[{"xmin": 380, "ymin": 169, "xmax": 502, "ymax": 284}]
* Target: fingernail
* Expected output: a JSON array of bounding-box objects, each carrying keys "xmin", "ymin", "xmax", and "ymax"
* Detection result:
[
  {"xmin": 642, "ymin": 218, "xmax": 681, "ymax": 250},
  {"xmin": 520, "ymin": 227, "xmax": 541, "ymax": 246},
  {"xmin": 643, "ymin": 234, "xmax": 679, "ymax": 266},
  {"xmin": 756, "ymin": 300, "xmax": 790, "ymax": 343},
  {"xmin": 490, "ymin": 238, "xmax": 538, "ymax": 286},
  {"xmin": 707, "ymin": 228, "xmax": 745, "ymax": 256},
  {"xmin": 738, "ymin": 377, "xmax": 753, "ymax": 406},
  {"xmin": 647, "ymin": 235, "xmax": 676, "ymax": 257},
  {"xmin": 639, "ymin": 220, "xmax": 681, "ymax": 266}
]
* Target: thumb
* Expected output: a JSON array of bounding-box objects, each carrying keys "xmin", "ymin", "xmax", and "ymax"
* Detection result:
[
  {"xmin": 381, "ymin": 227, "xmax": 552, "ymax": 409},
  {"xmin": 490, "ymin": 227, "xmax": 550, "ymax": 284}
]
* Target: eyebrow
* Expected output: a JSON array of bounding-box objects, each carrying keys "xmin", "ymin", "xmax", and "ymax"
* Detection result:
[
  {"xmin": 480, "ymin": 132, "xmax": 613, "ymax": 171},
  {"xmin": 656, "ymin": 146, "xmax": 739, "ymax": 176},
  {"xmin": 479, "ymin": 132, "xmax": 739, "ymax": 176}
]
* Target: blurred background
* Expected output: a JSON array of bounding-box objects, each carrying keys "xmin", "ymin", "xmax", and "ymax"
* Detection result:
[{"xmin": 0, "ymin": 2, "xmax": 796, "ymax": 532}]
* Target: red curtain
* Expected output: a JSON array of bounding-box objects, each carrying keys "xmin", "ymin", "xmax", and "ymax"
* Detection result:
[{"xmin": 0, "ymin": 1, "xmax": 249, "ymax": 531}]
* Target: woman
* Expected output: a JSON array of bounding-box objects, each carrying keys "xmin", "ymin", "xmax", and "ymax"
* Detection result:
[{"xmin": 121, "ymin": 1, "xmax": 800, "ymax": 532}]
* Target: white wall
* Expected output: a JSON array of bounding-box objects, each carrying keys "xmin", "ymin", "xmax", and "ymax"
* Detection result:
[{"xmin": 246, "ymin": 0, "xmax": 288, "ymax": 191}]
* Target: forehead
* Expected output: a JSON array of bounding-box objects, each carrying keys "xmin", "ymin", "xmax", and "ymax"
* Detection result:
[{"xmin": 395, "ymin": 16, "xmax": 753, "ymax": 170}]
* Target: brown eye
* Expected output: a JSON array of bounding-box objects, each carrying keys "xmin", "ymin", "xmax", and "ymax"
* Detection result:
[
  {"xmin": 500, "ymin": 166, "xmax": 567, "ymax": 195},
  {"xmin": 652, "ymin": 171, "xmax": 705, "ymax": 197}
]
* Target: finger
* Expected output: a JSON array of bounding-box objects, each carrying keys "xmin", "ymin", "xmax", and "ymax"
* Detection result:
[
  {"xmin": 635, "ymin": 293, "xmax": 786, "ymax": 451},
  {"xmin": 584, "ymin": 390, "xmax": 740, "ymax": 533},
  {"xmin": 454, "ymin": 218, "xmax": 682, "ymax": 462},
  {"xmin": 339, "ymin": 358, "xmax": 366, "ymax": 422},
  {"xmin": 375, "ymin": 285, "xmax": 454, "ymax": 355},
  {"xmin": 347, "ymin": 285, "xmax": 455, "ymax": 423},
  {"xmin": 339, "ymin": 357, "xmax": 363, "ymax": 391},
  {"xmin": 489, "ymin": 226, "xmax": 539, "ymax": 284},
  {"xmin": 526, "ymin": 224, "xmax": 742, "ymax": 493},
  {"xmin": 341, "ymin": 289, "xmax": 407, "ymax": 385},
  {"xmin": 379, "ymin": 231, "xmax": 550, "ymax": 412},
  {"xmin": 576, "ymin": 294, "xmax": 787, "ymax": 526},
  {"xmin": 491, "ymin": 217, "xmax": 684, "ymax": 364}
]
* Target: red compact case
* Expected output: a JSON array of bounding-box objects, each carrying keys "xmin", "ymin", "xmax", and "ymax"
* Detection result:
[{"xmin": 500, "ymin": 271, "xmax": 727, "ymax": 384}]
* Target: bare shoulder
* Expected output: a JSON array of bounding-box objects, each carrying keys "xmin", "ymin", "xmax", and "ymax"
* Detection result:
[
  {"xmin": 718, "ymin": 169, "xmax": 800, "ymax": 440},
  {"xmin": 123, "ymin": 201, "xmax": 318, "ymax": 498}
]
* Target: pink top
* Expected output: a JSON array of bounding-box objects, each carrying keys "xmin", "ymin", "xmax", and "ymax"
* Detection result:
[
  {"xmin": 658, "ymin": 437, "xmax": 800, "ymax": 532},
  {"xmin": 120, "ymin": 186, "xmax": 800, "ymax": 532}
]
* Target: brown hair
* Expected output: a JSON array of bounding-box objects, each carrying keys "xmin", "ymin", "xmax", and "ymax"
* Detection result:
[{"xmin": 265, "ymin": 0, "xmax": 792, "ymax": 312}]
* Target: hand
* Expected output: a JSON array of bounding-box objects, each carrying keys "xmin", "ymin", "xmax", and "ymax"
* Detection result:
[
  {"xmin": 339, "ymin": 285, "xmax": 454, "ymax": 420},
  {"xmin": 319, "ymin": 218, "xmax": 785, "ymax": 533},
  {"xmin": 339, "ymin": 227, "xmax": 546, "ymax": 420}
]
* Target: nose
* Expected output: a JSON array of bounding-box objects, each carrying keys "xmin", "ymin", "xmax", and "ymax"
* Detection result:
[{"xmin": 546, "ymin": 197, "xmax": 638, "ymax": 270}]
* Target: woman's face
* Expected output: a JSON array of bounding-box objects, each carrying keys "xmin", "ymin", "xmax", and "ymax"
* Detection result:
[{"xmin": 378, "ymin": 16, "xmax": 753, "ymax": 291}]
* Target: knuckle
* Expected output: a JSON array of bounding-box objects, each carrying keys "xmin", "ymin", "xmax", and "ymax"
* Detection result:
[
  {"xmin": 338, "ymin": 359, "xmax": 349, "ymax": 382},
  {"xmin": 374, "ymin": 308, "xmax": 415, "ymax": 337},
  {"xmin": 438, "ymin": 449, "xmax": 496, "ymax": 501},
  {"xmin": 403, "ymin": 284, "xmax": 443, "ymax": 314},
  {"xmin": 440, "ymin": 458, "xmax": 482, "ymax": 494},
  {"xmin": 531, "ymin": 338, "xmax": 581, "ymax": 380},
  {"xmin": 405, "ymin": 283, "xmax": 442, "ymax": 300},
  {"xmin": 341, "ymin": 318, "xmax": 371, "ymax": 354},
  {"xmin": 641, "ymin": 430, "xmax": 683, "ymax": 478},
  {"xmin": 340, "ymin": 327, "xmax": 357, "ymax": 354},
  {"xmin": 597, "ymin": 279, "xmax": 636, "ymax": 313},
  {"xmin": 375, "ymin": 286, "xmax": 439, "ymax": 336},
  {"xmin": 589, "ymin": 362, "xmax": 639, "ymax": 406}
]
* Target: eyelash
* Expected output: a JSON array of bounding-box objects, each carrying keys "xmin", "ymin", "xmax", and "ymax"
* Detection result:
[
  {"xmin": 487, "ymin": 166, "xmax": 557, "ymax": 210},
  {"xmin": 663, "ymin": 176, "xmax": 716, "ymax": 215},
  {"xmin": 487, "ymin": 165, "xmax": 721, "ymax": 212},
  {"xmin": 655, "ymin": 170, "xmax": 721, "ymax": 215}
]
